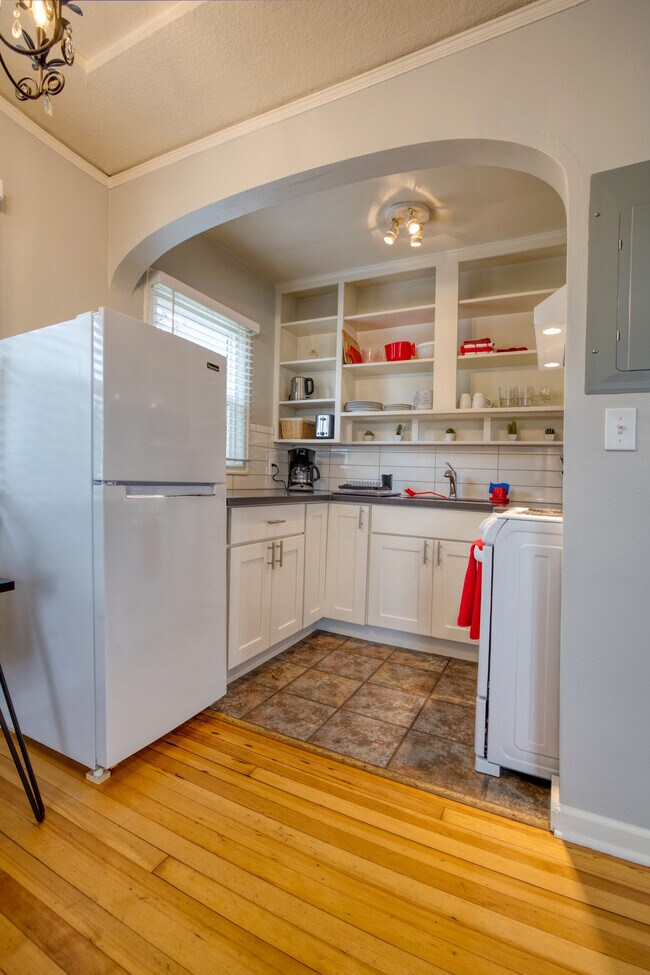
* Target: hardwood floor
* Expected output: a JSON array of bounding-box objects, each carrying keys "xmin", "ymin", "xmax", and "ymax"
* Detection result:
[{"xmin": 0, "ymin": 712, "xmax": 648, "ymax": 974}]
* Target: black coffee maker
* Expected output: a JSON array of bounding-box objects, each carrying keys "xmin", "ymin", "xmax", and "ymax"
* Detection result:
[{"xmin": 287, "ymin": 447, "xmax": 320, "ymax": 492}]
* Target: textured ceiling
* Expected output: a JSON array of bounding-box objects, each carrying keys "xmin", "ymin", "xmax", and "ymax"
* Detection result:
[{"xmin": 0, "ymin": 0, "xmax": 536, "ymax": 175}]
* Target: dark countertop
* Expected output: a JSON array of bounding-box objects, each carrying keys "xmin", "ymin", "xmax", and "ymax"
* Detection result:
[{"xmin": 226, "ymin": 491, "xmax": 500, "ymax": 513}]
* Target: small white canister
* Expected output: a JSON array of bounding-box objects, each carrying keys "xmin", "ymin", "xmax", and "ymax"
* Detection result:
[{"xmin": 413, "ymin": 388, "xmax": 433, "ymax": 410}]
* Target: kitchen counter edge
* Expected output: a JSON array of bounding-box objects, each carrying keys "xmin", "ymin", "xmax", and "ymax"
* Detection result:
[{"xmin": 226, "ymin": 493, "xmax": 502, "ymax": 513}]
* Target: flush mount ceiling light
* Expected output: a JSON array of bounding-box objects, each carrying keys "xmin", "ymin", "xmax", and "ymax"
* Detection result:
[
  {"xmin": 383, "ymin": 202, "xmax": 431, "ymax": 248},
  {"xmin": 0, "ymin": 0, "xmax": 82, "ymax": 115}
]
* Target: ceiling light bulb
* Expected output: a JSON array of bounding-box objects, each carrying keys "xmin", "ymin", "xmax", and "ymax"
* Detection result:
[
  {"xmin": 406, "ymin": 209, "xmax": 422, "ymax": 235},
  {"xmin": 410, "ymin": 230, "xmax": 423, "ymax": 247},
  {"xmin": 32, "ymin": 0, "xmax": 50, "ymax": 28},
  {"xmin": 542, "ymin": 326, "xmax": 562, "ymax": 335},
  {"xmin": 544, "ymin": 361, "xmax": 561, "ymax": 368},
  {"xmin": 383, "ymin": 218, "xmax": 399, "ymax": 246}
]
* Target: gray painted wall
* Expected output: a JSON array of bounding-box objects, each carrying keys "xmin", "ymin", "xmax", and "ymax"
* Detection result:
[{"xmin": 0, "ymin": 114, "xmax": 109, "ymax": 337}]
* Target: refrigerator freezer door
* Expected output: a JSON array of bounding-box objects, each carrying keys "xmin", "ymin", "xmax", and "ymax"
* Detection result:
[
  {"xmin": 93, "ymin": 483, "xmax": 227, "ymax": 769},
  {"xmin": 94, "ymin": 309, "xmax": 226, "ymax": 484}
]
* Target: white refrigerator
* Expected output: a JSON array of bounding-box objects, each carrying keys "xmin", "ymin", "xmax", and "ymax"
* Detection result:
[{"xmin": 0, "ymin": 308, "xmax": 227, "ymax": 776}]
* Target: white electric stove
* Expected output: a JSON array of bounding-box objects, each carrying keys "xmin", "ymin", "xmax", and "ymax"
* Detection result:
[{"xmin": 474, "ymin": 506, "xmax": 563, "ymax": 779}]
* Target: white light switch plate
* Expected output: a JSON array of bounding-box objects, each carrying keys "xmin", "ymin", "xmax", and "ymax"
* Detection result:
[{"xmin": 605, "ymin": 408, "xmax": 637, "ymax": 450}]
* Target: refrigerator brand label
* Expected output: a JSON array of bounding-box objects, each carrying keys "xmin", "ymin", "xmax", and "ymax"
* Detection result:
[{"xmin": 207, "ymin": 362, "xmax": 220, "ymax": 372}]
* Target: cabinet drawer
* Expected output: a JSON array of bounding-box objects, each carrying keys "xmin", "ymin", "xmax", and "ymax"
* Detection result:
[
  {"xmin": 371, "ymin": 504, "xmax": 484, "ymax": 542},
  {"xmin": 229, "ymin": 504, "xmax": 305, "ymax": 545}
]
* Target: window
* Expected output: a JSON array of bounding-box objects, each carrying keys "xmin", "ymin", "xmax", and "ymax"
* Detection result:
[{"xmin": 147, "ymin": 271, "xmax": 257, "ymax": 470}]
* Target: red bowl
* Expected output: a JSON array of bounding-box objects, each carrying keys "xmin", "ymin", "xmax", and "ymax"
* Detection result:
[{"xmin": 385, "ymin": 341, "xmax": 415, "ymax": 361}]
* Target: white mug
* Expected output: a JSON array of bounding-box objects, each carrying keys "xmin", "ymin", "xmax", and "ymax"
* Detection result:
[
  {"xmin": 458, "ymin": 393, "xmax": 472, "ymax": 409},
  {"xmin": 472, "ymin": 392, "xmax": 494, "ymax": 409}
]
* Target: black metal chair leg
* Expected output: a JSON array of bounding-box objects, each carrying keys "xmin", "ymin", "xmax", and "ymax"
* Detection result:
[{"xmin": 0, "ymin": 664, "xmax": 45, "ymax": 823}]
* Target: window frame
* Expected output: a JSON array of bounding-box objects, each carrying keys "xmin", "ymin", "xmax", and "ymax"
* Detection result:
[{"xmin": 145, "ymin": 270, "xmax": 259, "ymax": 473}]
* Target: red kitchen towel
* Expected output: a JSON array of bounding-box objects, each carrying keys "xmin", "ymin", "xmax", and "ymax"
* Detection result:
[{"xmin": 457, "ymin": 539, "xmax": 484, "ymax": 639}]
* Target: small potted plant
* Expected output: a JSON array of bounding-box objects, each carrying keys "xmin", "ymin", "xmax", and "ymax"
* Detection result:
[
  {"xmin": 362, "ymin": 430, "xmax": 375, "ymax": 442},
  {"xmin": 545, "ymin": 427, "xmax": 555, "ymax": 442},
  {"xmin": 394, "ymin": 423, "xmax": 403, "ymax": 442},
  {"xmin": 445, "ymin": 427, "xmax": 456, "ymax": 442},
  {"xmin": 507, "ymin": 420, "xmax": 518, "ymax": 441}
]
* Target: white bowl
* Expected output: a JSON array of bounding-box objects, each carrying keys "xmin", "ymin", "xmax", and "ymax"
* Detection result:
[{"xmin": 416, "ymin": 342, "xmax": 434, "ymax": 359}]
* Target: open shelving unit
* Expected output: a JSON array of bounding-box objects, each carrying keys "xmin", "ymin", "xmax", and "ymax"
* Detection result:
[{"xmin": 273, "ymin": 238, "xmax": 566, "ymax": 448}]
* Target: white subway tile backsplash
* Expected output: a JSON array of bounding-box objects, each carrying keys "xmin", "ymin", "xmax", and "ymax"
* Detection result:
[
  {"xmin": 500, "ymin": 469, "xmax": 564, "ymax": 490},
  {"xmin": 436, "ymin": 448, "xmax": 499, "ymax": 471},
  {"xmin": 228, "ymin": 434, "xmax": 563, "ymax": 503},
  {"xmin": 379, "ymin": 447, "xmax": 435, "ymax": 470}
]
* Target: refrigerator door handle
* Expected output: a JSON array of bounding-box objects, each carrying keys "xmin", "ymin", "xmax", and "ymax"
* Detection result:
[{"xmin": 123, "ymin": 484, "xmax": 217, "ymax": 499}]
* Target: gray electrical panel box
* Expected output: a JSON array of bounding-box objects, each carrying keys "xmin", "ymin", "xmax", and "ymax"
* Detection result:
[{"xmin": 586, "ymin": 159, "xmax": 650, "ymax": 393}]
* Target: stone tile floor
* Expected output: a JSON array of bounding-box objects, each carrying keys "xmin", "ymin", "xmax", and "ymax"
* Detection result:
[{"xmin": 210, "ymin": 630, "xmax": 551, "ymax": 827}]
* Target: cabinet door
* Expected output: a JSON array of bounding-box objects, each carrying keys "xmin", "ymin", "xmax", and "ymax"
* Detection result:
[
  {"xmin": 324, "ymin": 504, "xmax": 369, "ymax": 624},
  {"xmin": 303, "ymin": 503, "xmax": 329, "ymax": 628},
  {"xmin": 228, "ymin": 540, "xmax": 273, "ymax": 667},
  {"xmin": 431, "ymin": 539, "xmax": 477, "ymax": 644},
  {"xmin": 367, "ymin": 534, "xmax": 433, "ymax": 636},
  {"xmin": 269, "ymin": 535, "xmax": 305, "ymax": 646}
]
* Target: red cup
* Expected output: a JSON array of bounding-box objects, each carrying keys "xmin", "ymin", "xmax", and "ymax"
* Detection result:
[{"xmin": 385, "ymin": 342, "xmax": 415, "ymax": 361}]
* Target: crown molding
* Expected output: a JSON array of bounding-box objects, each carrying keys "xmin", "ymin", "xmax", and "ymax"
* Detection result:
[
  {"xmin": 275, "ymin": 229, "xmax": 568, "ymax": 293},
  {"xmin": 81, "ymin": 1, "xmax": 205, "ymax": 74},
  {"xmin": 0, "ymin": 0, "xmax": 586, "ymax": 189},
  {"xmin": 0, "ymin": 97, "xmax": 109, "ymax": 185},
  {"xmin": 109, "ymin": 0, "xmax": 586, "ymax": 188}
]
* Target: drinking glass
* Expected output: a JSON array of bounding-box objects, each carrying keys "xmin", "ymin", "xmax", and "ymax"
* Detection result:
[
  {"xmin": 520, "ymin": 385, "xmax": 534, "ymax": 407},
  {"xmin": 499, "ymin": 386, "xmax": 512, "ymax": 407}
]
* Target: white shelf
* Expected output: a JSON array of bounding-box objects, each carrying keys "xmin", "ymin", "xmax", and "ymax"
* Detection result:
[
  {"xmin": 342, "ymin": 357, "xmax": 434, "ymax": 377},
  {"xmin": 280, "ymin": 317, "xmax": 337, "ymax": 337},
  {"xmin": 342, "ymin": 408, "xmax": 435, "ymax": 419},
  {"xmin": 344, "ymin": 304, "xmax": 435, "ymax": 331},
  {"xmin": 457, "ymin": 350, "xmax": 538, "ymax": 369},
  {"xmin": 276, "ymin": 438, "xmax": 329, "ymax": 445},
  {"xmin": 280, "ymin": 357, "xmax": 337, "ymax": 372},
  {"xmin": 458, "ymin": 289, "xmax": 554, "ymax": 318},
  {"xmin": 342, "ymin": 406, "xmax": 563, "ymax": 420},
  {"xmin": 341, "ymin": 439, "xmax": 564, "ymax": 447},
  {"xmin": 279, "ymin": 398, "xmax": 335, "ymax": 407}
]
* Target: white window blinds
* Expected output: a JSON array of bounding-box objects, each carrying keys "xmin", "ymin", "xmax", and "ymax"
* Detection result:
[{"xmin": 147, "ymin": 274, "xmax": 256, "ymax": 469}]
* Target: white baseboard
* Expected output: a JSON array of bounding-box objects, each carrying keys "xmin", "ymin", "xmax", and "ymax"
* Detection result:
[
  {"xmin": 552, "ymin": 779, "xmax": 650, "ymax": 866},
  {"xmin": 316, "ymin": 618, "xmax": 479, "ymax": 662}
]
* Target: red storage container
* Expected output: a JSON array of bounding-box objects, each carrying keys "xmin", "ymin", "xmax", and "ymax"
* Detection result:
[{"xmin": 384, "ymin": 341, "xmax": 415, "ymax": 361}]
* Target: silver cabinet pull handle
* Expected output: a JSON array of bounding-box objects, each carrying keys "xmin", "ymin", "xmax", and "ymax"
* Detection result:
[
  {"xmin": 358, "ymin": 507, "xmax": 363, "ymax": 529},
  {"xmin": 437, "ymin": 541, "xmax": 442, "ymax": 566},
  {"xmin": 267, "ymin": 519, "xmax": 286, "ymax": 525},
  {"xmin": 422, "ymin": 541, "xmax": 428, "ymax": 565},
  {"xmin": 276, "ymin": 539, "xmax": 284, "ymax": 568},
  {"xmin": 267, "ymin": 543, "xmax": 275, "ymax": 569}
]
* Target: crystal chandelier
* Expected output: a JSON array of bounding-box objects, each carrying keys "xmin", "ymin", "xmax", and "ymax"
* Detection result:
[{"xmin": 0, "ymin": 1, "xmax": 82, "ymax": 115}]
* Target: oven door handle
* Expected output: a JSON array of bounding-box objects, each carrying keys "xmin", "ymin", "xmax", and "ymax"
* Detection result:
[{"xmin": 474, "ymin": 546, "xmax": 485, "ymax": 563}]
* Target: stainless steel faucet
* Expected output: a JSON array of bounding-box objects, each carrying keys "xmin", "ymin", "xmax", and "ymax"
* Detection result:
[{"xmin": 443, "ymin": 462, "xmax": 457, "ymax": 499}]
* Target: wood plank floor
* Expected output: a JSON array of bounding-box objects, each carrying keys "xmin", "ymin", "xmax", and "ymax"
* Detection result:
[{"xmin": 0, "ymin": 712, "xmax": 648, "ymax": 975}]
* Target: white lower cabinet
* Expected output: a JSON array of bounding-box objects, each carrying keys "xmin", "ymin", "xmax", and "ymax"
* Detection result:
[
  {"xmin": 368, "ymin": 529, "xmax": 478, "ymax": 643},
  {"xmin": 430, "ymin": 538, "xmax": 477, "ymax": 645},
  {"xmin": 228, "ymin": 534, "xmax": 304, "ymax": 668},
  {"xmin": 367, "ymin": 534, "xmax": 433, "ymax": 635},
  {"xmin": 302, "ymin": 503, "xmax": 329, "ymax": 628},
  {"xmin": 324, "ymin": 503, "xmax": 369, "ymax": 624}
]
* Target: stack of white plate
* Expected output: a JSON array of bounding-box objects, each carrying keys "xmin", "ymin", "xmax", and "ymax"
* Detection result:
[
  {"xmin": 344, "ymin": 400, "xmax": 383, "ymax": 412},
  {"xmin": 383, "ymin": 403, "xmax": 412, "ymax": 411}
]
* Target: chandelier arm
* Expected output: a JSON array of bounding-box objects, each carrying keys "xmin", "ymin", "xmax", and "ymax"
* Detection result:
[
  {"xmin": 0, "ymin": 23, "xmax": 66, "ymax": 58},
  {"xmin": 0, "ymin": 49, "xmax": 39, "ymax": 99}
]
